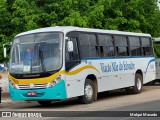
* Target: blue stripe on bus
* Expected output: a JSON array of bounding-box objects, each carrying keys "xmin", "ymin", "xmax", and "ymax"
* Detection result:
[
  {"xmin": 145, "ymin": 59, "xmax": 155, "ymax": 75},
  {"xmin": 81, "ymin": 56, "xmax": 154, "ymax": 60}
]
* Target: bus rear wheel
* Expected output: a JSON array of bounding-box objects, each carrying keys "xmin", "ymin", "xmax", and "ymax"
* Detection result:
[
  {"xmin": 79, "ymin": 79, "xmax": 95, "ymax": 104},
  {"xmin": 38, "ymin": 100, "xmax": 52, "ymax": 106},
  {"xmin": 126, "ymin": 74, "xmax": 143, "ymax": 94}
]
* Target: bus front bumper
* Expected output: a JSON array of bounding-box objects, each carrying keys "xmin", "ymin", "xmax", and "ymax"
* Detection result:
[{"xmin": 9, "ymin": 80, "xmax": 67, "ymax": 101}]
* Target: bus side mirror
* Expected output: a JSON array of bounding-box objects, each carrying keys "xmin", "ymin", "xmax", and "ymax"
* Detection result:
[
  {"xmin": 67, "ymin": 41, "xmax": 74, "ymax": 52},
  {"xmin": 3, "ymin": 42, "xmax": 12, "ymax": 58},
  {"xmin": 3, "ymin": 47, "xmax": 7, "ymax": 58}
]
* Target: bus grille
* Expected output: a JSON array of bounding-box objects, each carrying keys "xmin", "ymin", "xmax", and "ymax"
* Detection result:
[{"xmin": 17, "ymin": 83, "xmax": 48, "ymax": 90}]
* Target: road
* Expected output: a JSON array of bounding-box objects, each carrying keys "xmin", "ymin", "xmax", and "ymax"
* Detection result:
[
  {"xmin": 52, "ymin": 100, "xmax": 160, "ymax": 120},
  {"xmin": 0, "ymin": 86, "xmax": 160, "ymax": 119}
]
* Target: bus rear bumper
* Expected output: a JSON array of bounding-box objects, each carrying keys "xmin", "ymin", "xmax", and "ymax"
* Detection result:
[{"xmin": 9, "ymin": 80, "xmax": 67, "ymax": 101}]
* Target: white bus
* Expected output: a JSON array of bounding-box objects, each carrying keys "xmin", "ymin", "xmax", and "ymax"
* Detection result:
[
  {"xmin": 153, "ymin": 38, "xmax": 160, "ymax": 82},
  {"xmin": 6, "ymin": 26, "xmax": 155, "ymax": 106}
]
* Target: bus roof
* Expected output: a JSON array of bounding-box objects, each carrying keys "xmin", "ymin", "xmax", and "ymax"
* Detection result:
[
  {"xmin": 154, "ymin": 37, "xmax": 160, "ymax": 42},
  {"xmin": 15, "ymin": 26, "xmax": 151, "ymax": 37}
]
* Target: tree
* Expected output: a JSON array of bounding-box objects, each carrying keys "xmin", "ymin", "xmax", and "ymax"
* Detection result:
[
  {"xmin": 0, "ymin": 0, "xmax": 12, "ymax": 62},
  {"xmin": 11, "ymin": 0, "xmax": 39, "ymax": 34},
  {"xmin": 0, "ymin": 0, "xmax": 160, "ymax": 62}
]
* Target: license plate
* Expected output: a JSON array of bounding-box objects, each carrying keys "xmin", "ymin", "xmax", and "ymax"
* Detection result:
[{"xmin": 28, "ymin": 92, "xmax": 37, "ymax": 96}]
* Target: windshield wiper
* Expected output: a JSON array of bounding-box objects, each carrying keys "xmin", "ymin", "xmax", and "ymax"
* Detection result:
[{"xmin": 39, "ymin": 50, "xmax": 46, "ymax": 72}]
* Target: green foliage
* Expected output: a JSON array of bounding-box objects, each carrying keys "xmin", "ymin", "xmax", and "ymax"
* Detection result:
[
  {"xmin": 0, "ymin": 0, "xmax": 160, "ymax": 62},
  {"xmin": 153, "ymin": 42, "xmax": 160, "ymax": 58}
]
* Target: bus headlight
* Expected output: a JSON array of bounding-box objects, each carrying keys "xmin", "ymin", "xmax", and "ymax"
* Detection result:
[
  {"xmin": 48, "ymin": 75, "xmax": 62, "ymax": 88},
  {"xmin": 9, "ymin": 79, "xmax": 17, "ymax": 89}
]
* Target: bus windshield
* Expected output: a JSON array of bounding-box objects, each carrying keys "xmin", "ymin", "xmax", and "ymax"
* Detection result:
[{"xmin": 9, "ymin": 32, "xmax": 63, "ymax": 74}]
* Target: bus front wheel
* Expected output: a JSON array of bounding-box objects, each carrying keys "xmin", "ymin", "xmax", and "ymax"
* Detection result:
[
  {"xmin": 38, "ymin": 100, "xmax": 52, "ymax": 106},
  {"xmin": 79, "ymin": 79, "xmax": 95, "ymax": 104}
]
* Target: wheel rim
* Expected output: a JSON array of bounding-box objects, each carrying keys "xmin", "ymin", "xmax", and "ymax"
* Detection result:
[
  {"xmin": 85, "ymin": 84, "xmax": 93, "ymax": 100},
  {"xmin": 137, "ymin": 78, "xmax": 142, "ymax": 90}
]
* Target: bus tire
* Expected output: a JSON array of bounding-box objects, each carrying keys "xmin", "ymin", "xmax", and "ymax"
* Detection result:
[
  {"xmin": 79, "ymin": 79, "xmax": 95, "ymax": 104},
  {"xmin": 38, "ymin": 100, "xmax": 52, "ymax": 106},
  {"xmin": 131, "ymin": 74, "xmax": 143, "ymax": 94}
]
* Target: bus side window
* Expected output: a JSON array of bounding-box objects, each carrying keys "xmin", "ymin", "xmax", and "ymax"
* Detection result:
[
  {"xmin": 65, "ymin": 37, "xmax": 80, "ymax": 71},
  {"xmin": 97, "ymin": 34, "xmax": 115, "ymax": 57},
  {"xmin": 129, "ymin": 36, "xmax": 142, "ymax": 56},
  {"xmin": 79, "ymin": 33, "xmax": 98, "ymax": 58},
  {"xmin": 114, "ymin": 35, "xmax": 129, "ymax": 56},
  {"xmin": 141, "ymin": 37, "xmax": 153, "ymax": 56}
]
